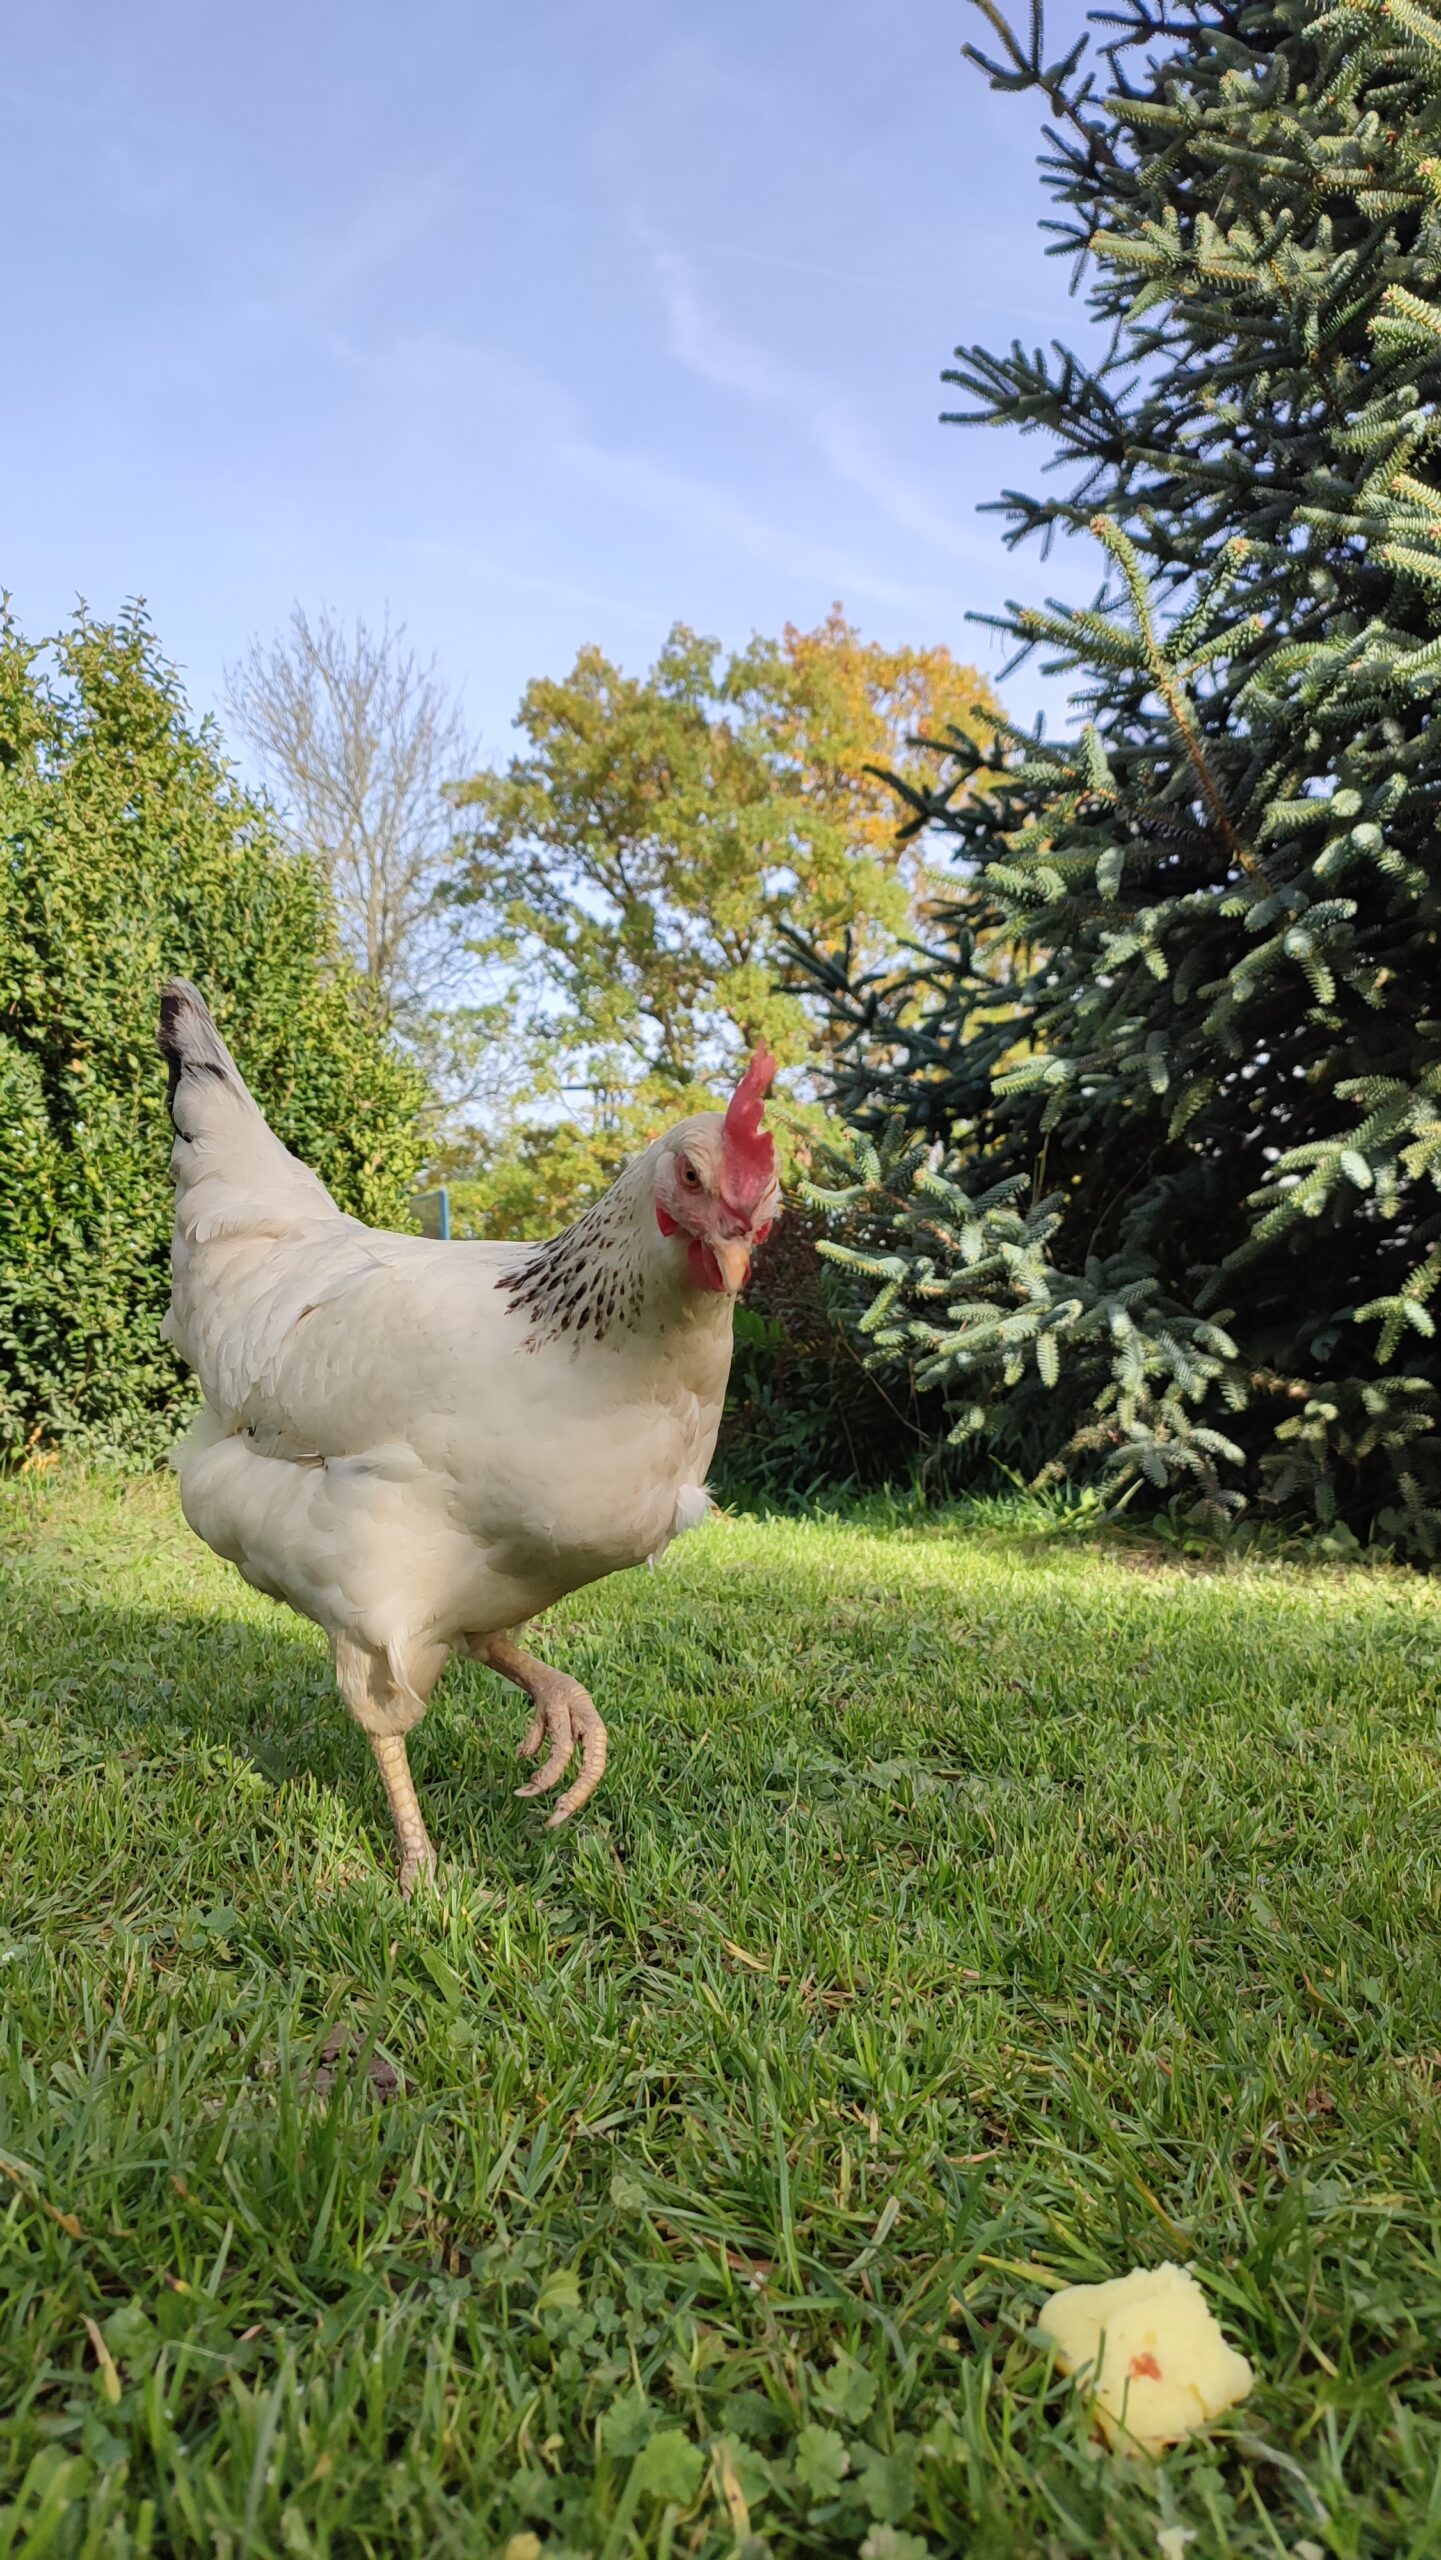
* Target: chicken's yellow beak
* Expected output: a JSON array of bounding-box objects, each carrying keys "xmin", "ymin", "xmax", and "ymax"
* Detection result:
[{"xmin": 711, "ymin": 1237, "xmax": 752, "ymax": 1295}]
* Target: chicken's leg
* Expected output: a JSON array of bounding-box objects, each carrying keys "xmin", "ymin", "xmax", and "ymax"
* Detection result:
[
  {"xmin": 472, "ymin": 1634, "xmax": 609, "ymax": 1829},
  {"xmin": 369, "ymin": 1732, "xmax": 437, "ymax": 1895},
  {"xmin": 334, "ymin": 1630, "xmax": 443, "ymax": 1894}
]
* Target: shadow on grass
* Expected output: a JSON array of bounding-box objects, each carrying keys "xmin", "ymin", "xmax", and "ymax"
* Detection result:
[
  {"xmin": 5, "ymin": 1591, "xmax": 349, "ymax": 1773},
  {"xmin": 0, "ymin": 1549, "xmax": 1003, "ymax": 1897},
  {"xmin": 0, "ymin": 1589, "xmax": 587, "ymax": 1915}
]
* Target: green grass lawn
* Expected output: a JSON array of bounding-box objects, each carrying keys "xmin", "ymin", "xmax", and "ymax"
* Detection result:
[{"xmin": 2, "ymin": 1470, "xmax": 1441, "ymax": 2558}]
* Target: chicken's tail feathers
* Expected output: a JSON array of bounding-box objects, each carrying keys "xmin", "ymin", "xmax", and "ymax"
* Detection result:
[
  {"xmin": 158, "ymin": 976, "xmax": 341, "ymax": 1244},
  {"xmin": 157, "ymin": 979, "xmax": 242, "ymax": 1126}
]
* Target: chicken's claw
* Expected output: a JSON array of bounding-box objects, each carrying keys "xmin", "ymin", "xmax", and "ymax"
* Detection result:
[
  {"xmin": 398, "ymin": 1842, "xmax": 439, "ymax": 1897},
  {"xmin": 473, "ymin": 1634, "xmax": 611, "ymax": 1832},
  {"xmin": 543, "ymin": 1691, "xmax": 609, "ymax": 1830},
  {"xmin": 513, "ymin": 1673, "xmax": 609, "ymax": 1827},
  {"xmin": 515, "ymin": 1692, "xmax": 580, "ymax": 1799},
  {"xmin": 516, "ymin": 1704, "xmax": 549, "ymax": 1765}
]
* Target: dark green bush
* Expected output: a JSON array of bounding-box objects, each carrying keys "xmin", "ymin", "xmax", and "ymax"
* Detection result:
[
  {"xmin": 0, "ymin": 605, "xmax": 427, "ymax": 1463},
  {"xmin": 712, "ymin": 1209, "xmax": 961, "ymax": 1507}
]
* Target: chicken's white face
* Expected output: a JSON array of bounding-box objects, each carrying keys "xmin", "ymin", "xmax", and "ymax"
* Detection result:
[{"xmin": 652, "ymin": 1048, "xmax": 781, "ymax": 1296}]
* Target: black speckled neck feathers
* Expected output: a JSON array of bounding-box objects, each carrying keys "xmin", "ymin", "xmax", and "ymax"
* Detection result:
[{"xmin": 499, "ymin": 1158, "xmax": 661, "ymax": 1351}]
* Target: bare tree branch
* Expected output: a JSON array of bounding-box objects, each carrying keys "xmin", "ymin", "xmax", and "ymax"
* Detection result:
[{"xmin": 225, "ymin": 603, "xmax": 472, "ymax": 1031}]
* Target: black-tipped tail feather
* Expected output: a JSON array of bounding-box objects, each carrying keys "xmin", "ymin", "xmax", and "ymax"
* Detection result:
[
  {"xmin": 157, "ymin": 976, "xmax": 341, "ymax": 1246},
  {"xmin": 158, "ymin": 980, "xmax": 242, "ymax": 1135}
]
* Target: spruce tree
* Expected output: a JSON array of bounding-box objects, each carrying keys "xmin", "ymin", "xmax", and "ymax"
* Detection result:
[{"xmin": 794, "ymin": 0, "xmax": 1441, "ymax": 1551}]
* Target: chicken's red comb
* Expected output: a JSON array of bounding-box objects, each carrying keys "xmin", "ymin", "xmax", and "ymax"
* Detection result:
[{"xmin": 721, "ymin": 1044, "xmax": 778, "ymax": 1211}]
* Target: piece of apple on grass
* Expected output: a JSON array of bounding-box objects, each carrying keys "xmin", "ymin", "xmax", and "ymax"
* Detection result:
[{"xmin": 1036, "ymin": 2263, "xmax": 1254, "ymax": 2457}]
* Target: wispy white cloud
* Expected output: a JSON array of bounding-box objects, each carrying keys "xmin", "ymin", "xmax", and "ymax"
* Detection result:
[
  {"xmin": 648, "ymin": 244, "xmax": 991, "ymax": 567},
  {"xmin": 699, "ymin": 237, "xmax": 1081, "ymax": 335},
  {"xmin": 556, "ymin": 436, "xmax": 959, "ymax": 619},
  {"xmin": 227, "ymin": 163, "xmax": 470, "ymax": 338},
  {"xmin": 124, "ymin": 166, "xmax": 476, "ymax": 397},
  {"xmin": 315, "ymin": 326, "xmax": 585, "ymax": 441},
  {"xmin": 379, "ymin": 531, "xmax": 657, "ymax": 630}
]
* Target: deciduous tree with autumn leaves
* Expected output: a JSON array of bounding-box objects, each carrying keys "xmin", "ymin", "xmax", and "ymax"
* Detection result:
[{"xmin": 442, "ymin": 608, "xmax": 998, "ymax": 1234}]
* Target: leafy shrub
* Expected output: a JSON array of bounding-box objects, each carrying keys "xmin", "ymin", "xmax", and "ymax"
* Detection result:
[{"xmin": 0, "ymin": 605, "xmax": 426, "ymax": 1462}]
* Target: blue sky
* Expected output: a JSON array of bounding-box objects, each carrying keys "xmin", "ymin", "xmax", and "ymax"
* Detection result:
[{"xmin": 10, "ymin": 0, "xmax": 1097, "ymax": 765}]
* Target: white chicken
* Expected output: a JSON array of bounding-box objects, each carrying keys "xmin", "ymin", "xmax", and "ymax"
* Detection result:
[{"xmin": 157, "ymin": 980, "xmax": 780, "ymax": 1889}]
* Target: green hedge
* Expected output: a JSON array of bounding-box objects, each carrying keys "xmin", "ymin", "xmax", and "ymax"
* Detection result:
[{"xmin": 0, "ymin": 605, "xmax": 427, "ymax": 1463}]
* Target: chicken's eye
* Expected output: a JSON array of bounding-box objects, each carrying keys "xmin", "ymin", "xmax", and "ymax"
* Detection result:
[{"xmin": 678, "ymin": 1156, "xmax": 701, "ymax": 1189}]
